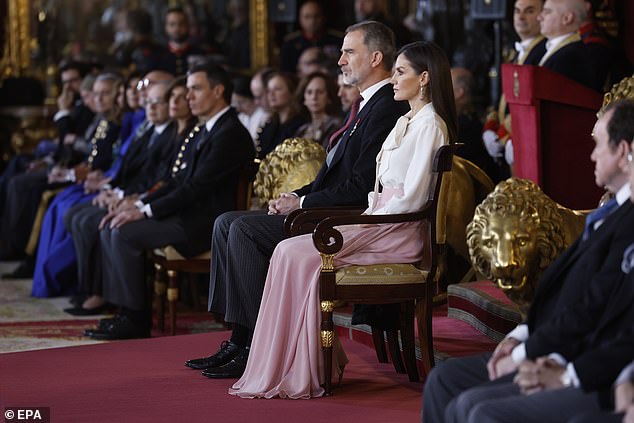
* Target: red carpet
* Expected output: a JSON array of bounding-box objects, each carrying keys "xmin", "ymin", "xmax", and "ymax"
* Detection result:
[{"xmin": 0, "ymin": 331, "xmax": 425, "ymax": 423}]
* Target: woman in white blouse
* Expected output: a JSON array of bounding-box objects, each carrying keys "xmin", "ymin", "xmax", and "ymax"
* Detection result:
[{"xmin": 229, "ymin": 41, "xmax": 458, "ymax": 399}]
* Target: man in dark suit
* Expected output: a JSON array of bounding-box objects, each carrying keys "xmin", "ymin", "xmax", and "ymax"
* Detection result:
[
  {"xmin": 85, "ymin": 63, "xmax": 255, "ymax": 340},
  {"xmin": 53, "ymin": 61, "xmax": 95, "ymax": 153},
  {"xmin": 482, "ymin": 0, "xmax": 546, "ymax": 177},
  {"xmin": 422, "ymin": 99, "xmax": 634, "ymax": 423},
  {"xmin": 185, "ymin": 20, "xmax": 408, "ymax": 378},
  {"xmin": 64, "ymin": 81, "xmax": 177, "ymax": 314},
  {"xmin": 536, "ymin": 0, "xmax": 605, "ymax": 92}
]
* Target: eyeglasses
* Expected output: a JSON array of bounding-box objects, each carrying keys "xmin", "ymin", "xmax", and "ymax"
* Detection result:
[{"xmin": 136, "ymin": 78, "xmax": 154, "ymax": 91}]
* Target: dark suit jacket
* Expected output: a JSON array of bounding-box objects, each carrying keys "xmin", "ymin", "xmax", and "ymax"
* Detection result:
[
  {"xmin": 143, "ymin": 108, "xmax": 255, "ymax": 257},
  {"xmin": 118, "ymin": 122, "xmax": 178, "ymax": 196},
  {"xmin": 54, "ymin": 100, "xmax": 95, "ymax": 145},
  {"xmin": 522, "ymin": 38, "xmax": 547, "ymax": 66},
  {"xmin": 542, "ymin": 40, "xmax": 600, "ymax": 92},
  {"xmin": 88, "ymin": 119, "xmax": 121, "ymax": 172},
  {"xmin": 110, "ymin": 123, "xmax": 153, "ymax": 190},
  {"xmin": 524, "ymin": 201, "xmax": 634, "ymax": 357},
  {"xmin": 295, "ymin": 83, "xmax": 409, "ymax": 208}
]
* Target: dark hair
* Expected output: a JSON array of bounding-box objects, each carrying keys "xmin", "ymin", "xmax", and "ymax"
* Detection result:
[
  {"xmin": 232, "ymin": 76, "xmax": 253, "ymax": 99},
  {"xmin": 127, "ymin": 8, "xmax": 153, "ymax": 36},
  {"xmin": 396, "ymin": 41, "xmax": 458, "ymax": 143},
  {"xmin": 345, "ymin": 21, "xmax": 396, "ymax": 71},
  {"xmin": 166, "ymin": 6, "xmax": 187, "ymax": 19},
  {"xmin": 188, "ymin": 63, "xmax": 233, "ymax": 104},
  {"xmin": 604, "ymin": 99, "xmax": 634, "ymax": 150},
  {"xmin": 59, "ymin": 60, "xmax": 89, "ymax": 78},
  {"xmin": 165, "ymin": 75, "xmax": 188, "ymax": 102},
  {"xmin": 297, "ymin": 71, "xmax": 341, "ymax": 116},
  {"xmin": 265, "ymin": 71, "xmax": 300, "ymax": 118}
]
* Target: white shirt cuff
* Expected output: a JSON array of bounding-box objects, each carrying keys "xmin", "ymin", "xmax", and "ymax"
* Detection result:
[
  {"xmin": 290, "ymin": 192, "xmax": 304, "ymax": 208},
  {"xmin": 616, "ymin": 363, "xmax": 634, "ymax": 386},
  {"xmin": 567, "ymin": 363, "xmax": 581, "ymax": 388},
  {"xmin": 113, "ymin": 187, "xmax": 124, "ymax": 199},
  {"xmin": 66, "ymin": 168, "xmax": 76, "ymax": 182},
  {"xmin": 506, "ymin": 324, "xmax": 529, "ymax": 342},
  {"xmin": 511, "ymin": 343, "xmax": 527, "ymax": 364},
  {"xmin": 54, "ymin": 109, "xmax": 70, "ymax": 121},
  {"xmin": 140, "ymin": 203, "xmax": 153, "ymax": 218}
]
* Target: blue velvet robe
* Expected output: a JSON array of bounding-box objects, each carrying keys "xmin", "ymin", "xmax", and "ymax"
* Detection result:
[{"xmin": 31, "ymin": 111, "xmax": 145, "ymax": 297}]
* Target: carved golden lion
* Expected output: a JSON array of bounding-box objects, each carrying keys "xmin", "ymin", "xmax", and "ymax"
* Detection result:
[
  {"xmin": 467, "ymin": 178, "xmax": 585, "ymax": 316},
  {"xmin": 253, "ymin": 137, "xmax": 326, "ymax": 208}
]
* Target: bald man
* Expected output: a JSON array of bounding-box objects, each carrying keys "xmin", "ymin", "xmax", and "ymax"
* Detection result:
[{"xmin": 537, "ymin": 0, "xmax": 604, "ymax": 91}]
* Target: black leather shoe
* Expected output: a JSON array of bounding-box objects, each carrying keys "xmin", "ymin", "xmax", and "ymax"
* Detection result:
[
  {"xmin": 84, "ymin": 316, "xmax": 121, "ymax": 336},
  {"xmin": 185, "ymin": 340, "xmax": 242, "ymax": 370},
  {"xmin": 87, "ymin": 315, "xmax": 150, "ymax": 340},
  {"xmin": 201, "ymin": 347, "xmax": 249, "ymax": 379}
]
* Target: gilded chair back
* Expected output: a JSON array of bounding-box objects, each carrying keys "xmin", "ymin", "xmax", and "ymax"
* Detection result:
[{"xmin": 252, "ymin": 137, "xmax": 325, "ymax": 208}]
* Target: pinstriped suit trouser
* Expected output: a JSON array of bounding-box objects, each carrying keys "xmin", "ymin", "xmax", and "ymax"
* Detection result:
[{"xmin": 207, "ymin": 210, "xmax": 286, "ymax": 330}]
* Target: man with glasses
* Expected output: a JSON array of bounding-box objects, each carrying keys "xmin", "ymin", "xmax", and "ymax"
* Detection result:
[{"xmin": 63, "ymin": 81, "xmax": 177, "ymax": 313}]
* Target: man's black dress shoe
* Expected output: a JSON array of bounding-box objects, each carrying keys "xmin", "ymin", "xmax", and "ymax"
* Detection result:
[
  {"xmin": 201, "ymin": 347, "xmax": 249, "ymax": 379},
  {"xmin": 84, "ymin": 316, "xmax": 120, "ymax": 336},
  {"xmin": 185, "ymin": 340, "xmax": 242, "ymax": 370},
  {"xmin": 87, "ymin": 315, "xmax": 150, "ymax": 340}
]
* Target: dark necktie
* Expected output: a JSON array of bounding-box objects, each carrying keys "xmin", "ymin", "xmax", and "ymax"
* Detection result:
[
  {"xmin": 147, "ymin": 131, "xmax": 160, "ymax": 149},
  {"xmin": 326, "ymin": 96, "xmax": 362, "ymax": 152},
  {"xmin": 583, "ymin": 198, "xmax": 618, "ymax": 240},
  {"xmin": 196, "ymin": 125, "xmax": 209, "ymax": 151}
]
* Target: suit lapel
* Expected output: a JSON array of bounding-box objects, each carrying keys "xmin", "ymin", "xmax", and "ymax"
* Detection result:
[
  {"xmin": 533, "ymin": 202, "xmax": 633, "ymax": 300},
  {"xmin": 326, "ymin": 83, "xmax": 392, "ymax": 171},
  {"xmin": 187, "ymin": 110, "xmax": 232, "ymax": 176}
]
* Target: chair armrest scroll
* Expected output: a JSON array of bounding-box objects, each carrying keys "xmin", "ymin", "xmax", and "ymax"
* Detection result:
[
  {"xmin": 284, "ymin": 206, "xmax": 364, "ymax": 236},
  {"xmin": 311, "ymin": 202, "xmax": 435, "ymax": 255}
]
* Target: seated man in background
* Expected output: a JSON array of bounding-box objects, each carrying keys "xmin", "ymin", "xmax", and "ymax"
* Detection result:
[
  {"xmin": 422, "ymin": 99, "xmax": 634, "ymax": 422},
  {"xmin": 84, "ymin": 63, "xmax": 254, "ymax": 340}
]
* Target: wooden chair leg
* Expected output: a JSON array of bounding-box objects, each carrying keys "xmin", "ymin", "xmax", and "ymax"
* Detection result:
[
  {"xmin": 386, "ymin": 330, "xmax": 406, "ymax": 374},
  {"xmin": 400, "ymin": 301, "xmax": 419, "ymax": 382},
  {"xmin": 167, "ymin": 270, "xmax": 179, "ymax": 336},
  {"xmin": 320, "ymin": 300, "xmax": 335, "ymax": 396},
  {"xmin": 416, "ymin": 294, "xmax": 434, "ymax": 375},
  {"xmin": 153, "ymin": 263, "xmax": 166, "ymax": 332},
  {"xmin": 371, "ymin": 327, "xmax": 388, "ymax": 363}
]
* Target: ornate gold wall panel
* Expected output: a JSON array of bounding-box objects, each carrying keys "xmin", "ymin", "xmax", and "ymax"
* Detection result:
[
  {"xmin": 249, "ymin": 0, "xmax": 269, "ymax": 69},
  {"xmin": 1, "ymin": 0, "xmax": 32, "ymax": 77}
]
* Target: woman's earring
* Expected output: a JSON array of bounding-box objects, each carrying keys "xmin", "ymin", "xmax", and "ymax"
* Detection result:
[{"xmin": 419, "ymin": 85, "xmax": 426, "ymax": 100}]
